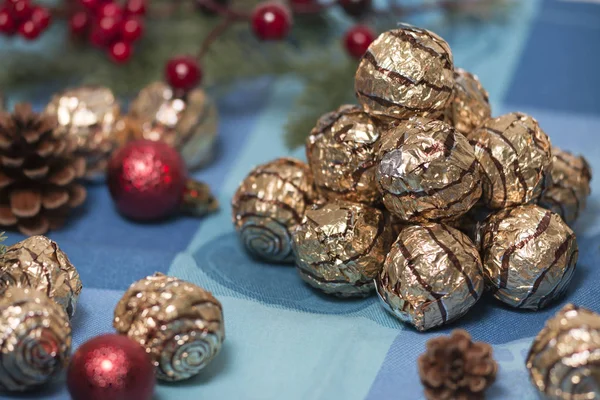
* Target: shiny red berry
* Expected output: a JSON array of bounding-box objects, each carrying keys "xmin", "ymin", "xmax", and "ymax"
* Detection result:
[
  {"xmin": 96, "ymin": 16, "xmax": 121, "ymax": 42},
  {"xmin": 339, "ymin": 0, "xmax": 371, "ymax": 17},
  {"xmin": 80, "ymin": 0, "xmax": 101, "ymax": 10},
  {"xmin": 11, "ymin": 0, "xmax": 33, "ymax": 21},
  {"xmin": 70, "ymin": 11, "xmax": 90, "ymax": 36},
  {"xmin": 251, "ymin": 3, "xmax": 291, "ymax": 40},
  {"xmin": 343, "ymin": 25, "xmax": 374, "ymax": 59},
  {"xmin": 90, "ymin": 25, "xmax": 109, "ymax": 47},
  {"xmin": 0, "ymin": 8, "xmax": 16, "ymax": 34},
  {"xmin": 31, "ymin": 6, "xmax": 51, "ymax": 30},
  {"xmin": 125, "ymin": 0, "xmax": 146, "ymax": 16},
  {"xmin": 18, "ymin": 19, "xmax": 41, "ymax": 39},
  {"xmin": 109, "ymin": 41, "xmax": 132, "ymax": 63},
  {"xmin": 121, "ymin": 17, "xmax": 143, "ymax": 42},
  {"xmin": 165, "ymin": 56, "xmax": 202, "ymax": 91},
  {"xmin": 98, "ymin": 2, "xmax": 122, "ymax": 19}
]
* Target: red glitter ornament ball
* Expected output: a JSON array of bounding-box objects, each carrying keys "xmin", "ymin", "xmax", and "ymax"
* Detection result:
[
  {"xmin": 251, "ymin": 2, "xmax": 291, "ymax": 41},
  {"xmin": 343, "ymin": 25, "xmax": 375, "ymax": 59},
  {"xmin": 107, "ymin": 140, "xmax": 187, "ymax": 220},
  {"xmin": 67, "ymin": 334, "xmax": 155, "ymax": 400},
  {"xmin": 165, "ymin": 56, "xmax": 202, "ymax": 92}
]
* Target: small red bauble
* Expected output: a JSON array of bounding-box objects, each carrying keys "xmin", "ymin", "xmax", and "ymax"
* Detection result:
[
  {"xmin": 107, "ymin": 140, "xmax": 187, "ymax": 220},
  {"xmin": 0, "ymin": 8, "xmax": 16, "ymax": 34},
  {"xmin": 70, "ymin": 11, "xmax": 90, "ymax": 36},
  {"xmin": 165, "ymin": 56, "xmax": 202, "ymax": 91},
  {"xmin": 97, "ymin": 2, "xmax": 122, "ymax": 19},
  {"xmin": 125, "ymin": 0, "xmax": 146, "ymax": 16},
  {"xmin": 251, "ymin": 2, "xmax": 291, "ymax": 41},
  {"xmin": 11, "ymin": 0, "xmax": 32, "ymax": 21},
  {"xmin": 121, "ymin": 17, "xmax": 143, "ymax": 42},
  {"xmin": 67, "ymin": 334, "xmax": 155, "ymax": 400},
  {"xmin": 31, "ymin": 6, "xmax": 51, "ymax": 30},
  {"xmin": 109, "ymin": 41, "xmax": 132, "ymax": 63},
  {"xmin": 343, "ymin": 25, "xmax": 375, "ymax": 59},
  {"xmin": 96, "ymin": 16, "xmax": 120, "ymax": 41},
  {"xmin": 18, "ymin": 20, "xmax": 41, "ymax": 39}
]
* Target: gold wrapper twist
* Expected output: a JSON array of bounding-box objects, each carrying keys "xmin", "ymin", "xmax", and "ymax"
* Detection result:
[
  {"xmin": 0, "ymin": 287, "xmax": 71, "ymax": 392},
  {"xmin": 129, "ymin": 81, "xmax": 219, "ymax": 170},
  {"xmin": 540, "ymin": 147, "xmax": 592, "ymax": 225},
  {"xmin": 0, "ymin": 235, "xmax": 82, "ymax": 318},
  {"xmin": 467, "ymin": 112, "xmax": 552, "ymax": 209},
  {"xmin": 355, "ymin": 25, "xmax": 454, "ymax": 121},
  {"xmin": 306, "ymin": 105, "xmax": 381, "ymax": 204},
  {"xmin": 114, "ymin": 273, "xmax": 224, "ymax": 382},
  {"xmin": 446, "ymin": 68, "xmax": 491, "ymax": 135},
  {"xmin": 292, "ymin": 200, "xmax": 393, "ymax": 297},
  {"xmin": 232, "ymin": 158, "xmax": 316, "ymax": 263},
  {"xmin": 376, "ymin": 117, "xmax": 482, "ymax": 222},
  {"xmin": 376, "ymin": 223, "xmax": 484, "ymax": 331},
  {"xmin": 479, "ymin": 204, "xmax": 577, "ymax": 310},
  {"xmin": 44, "ymin": 86, "xmax": 120, "ymax": 180},
  {"xmin": 527, "ymin": 304, "xmax": 600, "ymax": 400}
]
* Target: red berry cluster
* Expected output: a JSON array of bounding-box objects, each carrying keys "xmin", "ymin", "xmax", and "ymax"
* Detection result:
[
  {"xmin": 0, "ymin": 0, "xmax": 51, "ymax": 40},
  {"xmin": 69, "ymin": 0, "xmax": 146, "ymax": 63}
]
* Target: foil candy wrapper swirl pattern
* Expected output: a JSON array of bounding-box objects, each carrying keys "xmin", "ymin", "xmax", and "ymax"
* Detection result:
[
  {"xmin": 479, "ymin": 204, "xmax": 578, "ymax": 310},
  {"xmin": 292, "ymin": 200, "xmax": 393, "ymax": 297},
  {"xmin": 467, "ymin": 112, "xmax": 552, "ymax": 209},
  {"xmin": 446, "ymin": 68, "xmax": 491, "ymax": 136},
  {"xmin": 113, "ymin": 273, "xmax": 225, "ymax": 382},
  {"xmin": 527, "ymin": 304, "xmax": 600, "ymax": 400},
  {"xmin": 355, "ymin": 25, "xmax": 454, "ymax": 121},
  {"xmin": 376, "ymin": 117, "xmax": 482, "ymax": 222},
  {"xmin": 376, "ymin": 223, "xmax": 484, "ymax": 331},
  {"xmin": 232, "ymin": 158, "xmax": 316, "ymax": 263},
  {"xmin": 129, "ymin": 81, "xmax": 219, "ymax": 170},
  {"xmin": 44, "ymin": 86, "xmax": 120, "ymax": 179},
  {"xmin": 306, "ymin": 105, "xmax": 381, "ymax": 204},
  {"xmin": 539, "ymin": 147, "xmax": 592, "ymax": 225},
  {"xmin": 0, "ymin": 287, "xmax": 71, "ymax": 392},
  {"xmin": 0, "ymin": 235, "xmax": 82, "ymax": 318}
]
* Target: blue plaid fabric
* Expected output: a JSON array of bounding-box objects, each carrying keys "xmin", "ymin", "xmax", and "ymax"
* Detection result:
[{"xmin": 1, "ymin": 0, "xmax": 600, "ymax": 398}]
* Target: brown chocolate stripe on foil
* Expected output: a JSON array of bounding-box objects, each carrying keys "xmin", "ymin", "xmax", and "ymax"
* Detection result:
[
  {"xmin": 554, "ymin": 153, "xmax": 592, "ymax": 180},
  {"xmin": 356, "ymin": 91, "xmax": 435, "ymax": 114},
  {"xmin": 443, "ymin": 130, "xmax": 456, "ymax": 158},
  {"xmin": 331, "ymin": 124, "xmax": 354, "ymax": 143},
  {"xmin": 423, "ymin": 226, "xmax": 479, "ymax": 300},
  {"xmin": 388, "ymin": 29, "xmax": 452, "ymax": 69},
  {"xmin": 470, "ymin": 139, "xmax": 508, "ymax": 207},
  {"xmin": 316, "ymin": 160, "xmax": 376, "ymax": 195},
  {"xmin": 396, "ymin": 237, "xmax": 448, "ymax": 323},
  {"xmin": 298, "ymin": 265, "xmax": 373, "ymax": 286},
  {"xmin": 499, "ymin": 211, "xmax": 552, "ymax": 288},
  {"xmin": 246, "ymin": 170, "xmax": 313, "ymax": 205},
  {"xmin": 236, "ymin": 194, "xmax": 303, "ymax": 223},
  {"xmin": 539, "ymin": 249, "xmax": 578, "ymax": 308},
  {"xmin": 439, "ymin": 224, "xmax": 483, "ymax": 271},
  {"xmin": 362, "ymin": 52, "xmax": 452, "ymax": 93}
]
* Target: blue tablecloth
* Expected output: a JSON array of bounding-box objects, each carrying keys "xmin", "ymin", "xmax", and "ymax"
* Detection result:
[{"xmin": 2, "ymin": 0, "xmax": 600, "ymax": 399}]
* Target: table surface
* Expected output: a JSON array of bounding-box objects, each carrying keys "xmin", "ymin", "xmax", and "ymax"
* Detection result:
[{"xmin": 2, "ymin": 0, "xmax": 600, "ymax": 399}]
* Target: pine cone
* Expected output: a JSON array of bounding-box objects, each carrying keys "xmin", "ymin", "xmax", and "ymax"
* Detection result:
[
  {"xmin": 418, "ymin": 330, "xmax": 498, "ymax": 400},
  {"xmin": 0, "ymin": 103, "xmax": 86, "ymax": 235}
]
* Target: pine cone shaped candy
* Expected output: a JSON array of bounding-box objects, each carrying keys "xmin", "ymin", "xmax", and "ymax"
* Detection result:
[
  {"xmin": 0, "ymin": 287, "xmax": 71, "ymax": 392},
  {"xmin": 0, "ymin": 103, "xmax": 86, "ymax": 235},
  {"xmin": 355, "ymin": 25, "xmax": 454, "ymax": 121},
  {"xmin": 0, "ymin": 235, "xmax": 83, "ymax": 318},
  {"xmin": 232, "ymin": 158, "xmax": 317, "ymax": 263},
  {"xmin": 114, "ymin": 273, "xmax": 225, "ymax": 382},
  {"xmin": 467, "ymin": 112, "xmax": 552, "ymax": 209},
  {"xmin": 419, "ymin": 330, "xmax": 497, "ymax": 400}
]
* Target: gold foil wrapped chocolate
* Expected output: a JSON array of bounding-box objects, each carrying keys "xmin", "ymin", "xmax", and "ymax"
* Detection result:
[
  {"xmin": 376, "ymin": 117, "xmax": 482, "ymax": 222},
  {"xmin": 376, "ymin": 223, "xmax": 484, "ymax": 331},
  {"xmin": 0, "ymin": 287, "xmax": 71, "ymax": 391},
  {"xmin": 306, "ymin": 105, "xmax": 380, "ymax": 204},
  {"xmin": 232, "ymin": 158, "xmax": 316, "ymax": 263},
  {"xmin": 0, "ymin": 235, "xmax": 82, "ymax": 318},
  {"xmin": 446, "ymin": 68, "xmax": 491, "ymax": 135},
  {"xmin": 527, "ymin": 304, "xmax": 600, "ymax": 400},
  {"xmin": 114, "ymin": 273, "xmax": 224, "ymax": 382},
  {"xmin": 292, "ymin": 200, "xmax": 393, "ymax": 297},
  {"xmin": 355, "ymin": 25, "xmax": 454, "ymax": 121},
  {"xmin": 129, "ymin": 81, "xmax": 219, "ymax": 170},
  {"xmin": 467, "ymin": 112, "xmax": 552, "ymax": 209},
  {"xmin": 539, "ymin": 147, "xmax": 592, "ymax": 225},
  {"xmin": 479, "ymin": 204, "xmax": 577, "ymax": 310},
  {"xmin": 44, "ymin": 86, "xmax": 120, "ymax": 179}
]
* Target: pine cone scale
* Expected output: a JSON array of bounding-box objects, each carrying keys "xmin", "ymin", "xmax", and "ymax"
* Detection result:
[
  {"xmin": 0, "ymin": 206, "xmax": 17, "ymax": 225},
  {"xmin": 10, "ymin": 190, "xmax": 41, "ymax": 218},
  {"xmin": 23, "ymin": 165, "xmax": 50, "ymax": 179},
  {"xmin": 42, "ymin": 189, "xmax": 69, "ymax": 210}
]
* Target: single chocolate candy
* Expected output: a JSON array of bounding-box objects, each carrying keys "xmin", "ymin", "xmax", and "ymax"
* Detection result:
[
  {"xmin": 232, "ymin": 158, "xmax": 316, "ymax": 263},
  {"xmin": 376, "ymin": 117, "xmax": 482, "ymax": 222},
  {"xmin": 292, "ymin": 200, "xmax": 393, "ymax": 297},
  {"xmin": 467, "ymin": 112, "xmax": 552, "ymax": 209},
  {"xmin": 479, "ymin": 204, "xmax": 577, "ymax": 310},
  {"xmin": 355, "ymin": 25, "xmax": 454, "ymax": 121},
  {"xmin": 376, "ymin": 223, "xmax": 484, "ymax": 331},
  {"xmin": 446, "ymin": 68, "xmax": 491, "ymax": 136},
  {"xmin": 527, "ymin": 304, "xmax": 600, "ymax": 400},
  {"xmin": 306, "ymin": 105, "xmax": 381, "ymax": 204},
  {"xmin": 539, "ymin": 147, "xmax": 592, "ymax": 225}
]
